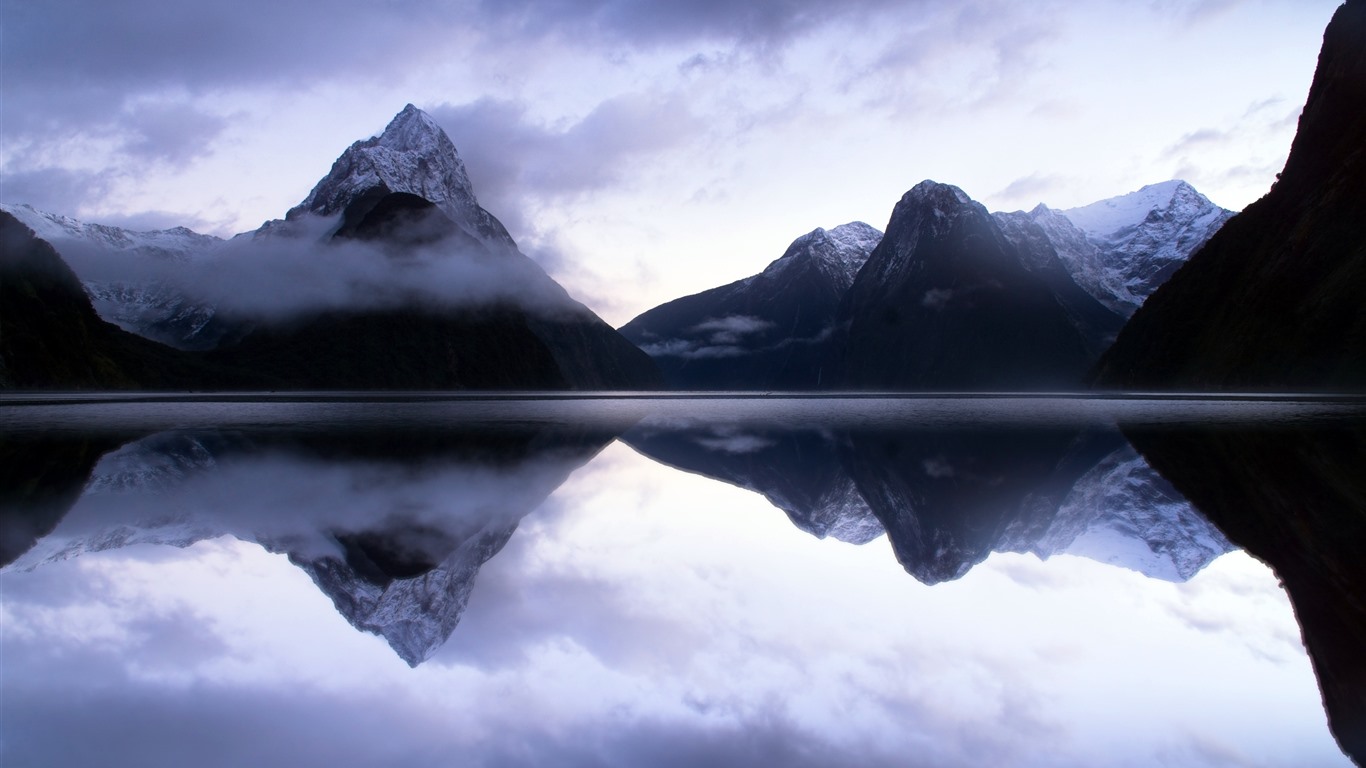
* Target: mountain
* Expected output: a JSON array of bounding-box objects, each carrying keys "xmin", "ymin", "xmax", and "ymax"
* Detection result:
[
  {"xmin": 619, "ymin": 222, "xmax": 881, "ymax": 389},
  {"xmin": 991, "ymin": 182, "xmax": 1232, "ymax": 320},
  {"xmin": 217, "ymin": 104, "xmax": 662, "ymax": 390},
  {"xmin": 991, "ymin": 208, "xmax": 1127, "ymax": 358},
  {"xmin": 0, "ymin": 212, "xmax": 250, "ymax": 389},
  {"xmin": 1094, "ymin": 0, "xmax": 1366, "ymax": 390},
  {"xmin": 285, "ymin": 104, "xmax": 516, "ymax": 252},
  {"xmin": 624, "ymin": 178, "xmax": 1229, "ymax": 391},
  {"xmin": 1051, "ymin": 181, "xmax": 1233, "ymax": 317},
  {"xmin": 837, "ymin": 181, "xmax": 1119, "ymax": 389},
  {"xmin": 0, "ymin": 203, "xmax": 231, "ymax": 350},
  {"xmin": 0, "ymin": 105, "xmax": 661, "ymax": 390}
]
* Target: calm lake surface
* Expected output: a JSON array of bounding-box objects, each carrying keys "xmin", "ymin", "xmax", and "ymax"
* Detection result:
[{"xmin": 2, "ymin": 394, "xmax": 1363, "ymax": 767}]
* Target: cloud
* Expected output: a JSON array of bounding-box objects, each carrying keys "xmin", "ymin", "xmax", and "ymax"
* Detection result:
[
  {"xmin": 921, "ymin": 287, "xmax": 954, "ymax": 309},
  {"xmin": 0, "ymin": 0, "xmax": 453, "ymax": 94},
  {"xmin": 425, "ymin": 94, "xmax": 700, "ymax": 236},
  {"xmin": 641, "ymin": 340, "xmax": 750, "ymax": 359},
  {"xmin": 1157, "ymin": 97, "xmax": 1304, "ymax": 207},
  {"xmin": 470, "ymin": 0, "xmax": 917, "ymax": 50},
  {"xmin": 119, "ymin": 103, "xmax": 231, "ymax": 168},
  {"xmin": 854, "ymin": 1, "xmax": 1059, "ymax": 113},
  {"xmin": 693, "ymin": 431, "xmax": 779, "ymax": 454},
  {"xmin": 0, "ymin": 167, "xmax": 119, "ymax": 212},
  {"xmin": 992, "ymin": 173, "xmax": 1065, "ymax": 207},
  {"xmin": 689, "ymin": 314, "xmax": 777, "ymax": 343},
  {"xmin": 39, "ymin": 212, "xmax": 587, "ymax": 322},
  {"xmin": 1147, "ymin": 0, "xmax": 1248, "ymax": 23},
  {"xmin": 1162, "ymin": 127, "xmax": 1231, "ymax": 159}
]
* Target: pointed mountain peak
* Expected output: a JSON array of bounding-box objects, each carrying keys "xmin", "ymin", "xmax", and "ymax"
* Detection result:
[
  {"xmin": 375, "ymin": 104, "xmax": 453, "ymax": 153},
  {"xmin": 289, "ymin": 105, "xmax": 514, "ymax": 249}
]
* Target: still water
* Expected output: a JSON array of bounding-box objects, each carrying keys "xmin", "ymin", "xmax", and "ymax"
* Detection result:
[{"xmin": 2, "ymin": 394, "xmax": 1363, "ymax": 767}]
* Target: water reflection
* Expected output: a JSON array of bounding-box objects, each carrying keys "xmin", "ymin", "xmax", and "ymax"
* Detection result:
[
  {"xmin": 626, "ymin": 424, "xmax": 1230, "ymax": 584},
  {"xmin": 6, "ymin": 422, "xmax": 623, "ymax": 665},
  {"xmin": 1, "ymin": 395, "xmax": 1362, "ymax": 766}
]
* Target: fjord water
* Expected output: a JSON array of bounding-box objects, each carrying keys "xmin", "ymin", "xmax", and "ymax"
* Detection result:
[{"xmin": 1, "ymin": 394, "xmax": 1362, "ymax": 767}]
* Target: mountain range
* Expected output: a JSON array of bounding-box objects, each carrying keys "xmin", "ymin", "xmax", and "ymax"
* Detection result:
[
  {"xmin": 3, "ymin": 102, "xmax": 1239, "ymax": 393},
  {"xmin": 621, "ymin": 180, "xmax": 1228, "ymax": 390}
]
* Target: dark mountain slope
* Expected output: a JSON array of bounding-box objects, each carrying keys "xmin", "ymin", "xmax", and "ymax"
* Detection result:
[
  {"xmin": 0, "ymin": 213, "xmax": 255, "ymax": 389},
  {"xmin": 838, "ymin": 182, "xmax": 1102, "ymax": 389},
  {"xmin": 619, "ymin": 223, "xmax": 880, "ymax": 389}
]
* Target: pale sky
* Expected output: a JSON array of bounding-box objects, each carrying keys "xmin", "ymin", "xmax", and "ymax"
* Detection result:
[{"xmin": 0, "ymin": 0, "xmax": 1343, "ymax": 325}]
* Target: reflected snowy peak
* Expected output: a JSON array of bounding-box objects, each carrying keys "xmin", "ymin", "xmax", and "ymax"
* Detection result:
[{"xmin": 627, "ymin": 423, "xmax": 1231, "ymax": 585}]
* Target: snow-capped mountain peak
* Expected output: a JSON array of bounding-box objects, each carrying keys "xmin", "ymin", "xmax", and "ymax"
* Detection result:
[
  {"xmin": 1059, "ymin": 180, "xmax": 1216, "ymax": 239},
  {"xmin": 826, "ymin": 221, "xmax": 883, "ymax": 256},
  {"xmin": 763, "ymin": 221, "xmax": 882, "ymax": 288},
  {"xmin": 0, "ymin": 203, "xmax": 222, "ymax": 261},
  {"xmin": 1041, "ymin": 180, "xmax": 1234, "ymax": 317},
  {"xmin": 290, "ymin": 104, "xmax": 514, "ymax": 249}
]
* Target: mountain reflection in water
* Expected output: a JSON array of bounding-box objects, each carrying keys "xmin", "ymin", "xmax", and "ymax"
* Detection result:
[{"xmin": 1, "ymin": 394, "xmax": 1363, "ymax": 767}]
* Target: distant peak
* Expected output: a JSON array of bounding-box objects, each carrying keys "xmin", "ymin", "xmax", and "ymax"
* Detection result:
[
  {"xmin": 375, "ymin": 104, "xmax": 451, "ymax": 152},
  {"xmin": 1059, "ymin": 180, "xmax": 1227, "ymax": 238},
  {"xmin": 790, "ymin": 221, "xmax": 882, "ymax": 251},
  {"xmin": 826, "ymin": 221, "xmax": 883, "ymax": 250},
  {"xmin": 765, "ymin": 220, "xmax": 881, "ymax": 286}
]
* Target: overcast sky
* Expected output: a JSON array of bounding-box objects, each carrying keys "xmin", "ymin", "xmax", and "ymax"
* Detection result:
[{"xmin": 0, "ymin": 0, "xmax": 1343, "ymax": 325}]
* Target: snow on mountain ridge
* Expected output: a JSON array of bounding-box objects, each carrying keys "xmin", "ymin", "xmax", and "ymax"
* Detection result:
[
  {"xmin": 1060, "ymin": 180, "xmax": 1193, "ymax": 237},
  {"xmin": 0, "ymin": 203, "xmax": 222, "ymax": 261},
  {"xmin": 0, "ymin": 202, "xmax": 229, "ymax": 348},
  {"xmin": 290, "ymin": 104, "xmax": 515, "ymax": 250},
  {"xmin": 763, "ymin": 221, "xmax": 882, "ymax": 288},
  {"xmin": 1037, "ymin": 181, "xmax": 1234, "ymax": 317}
]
